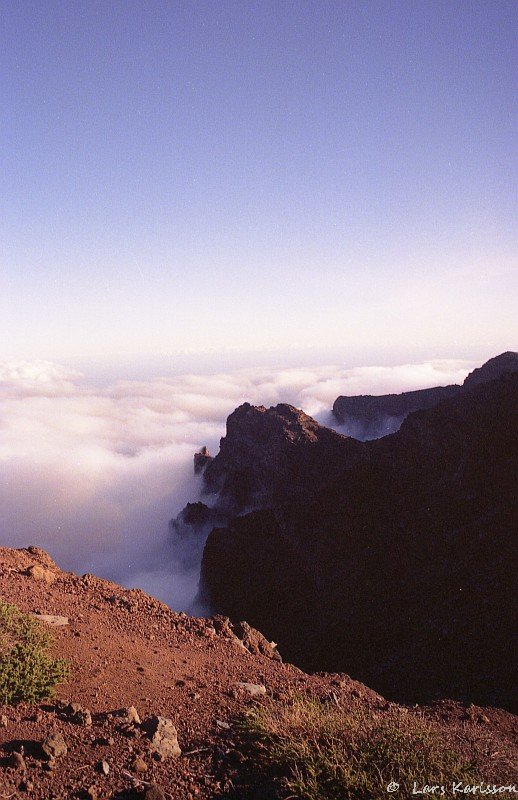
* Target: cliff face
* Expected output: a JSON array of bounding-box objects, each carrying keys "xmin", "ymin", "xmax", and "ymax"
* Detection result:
[
  {"xmin": 332, "ymin": 351, "xmax": 518, "ymax": 439},
  {"xmin": 202, "ymin": 402, "xmax": 362, "ymax": 513},
  {"xmin": 332, "ymin": 384, "xmax": 459, "ymax": 438},
  {"xmin": 192, "ymin": 363, "xmax": 518, "ymax": 710}
]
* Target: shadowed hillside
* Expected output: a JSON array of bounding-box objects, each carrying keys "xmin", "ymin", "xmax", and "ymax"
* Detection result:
[
  {"xmin": 332, "ymin": 351, "xmax": 518, "ymax": 439},
  {"xmin": 174, "ymin": 355, "xmax": 518, "ymax": 710}
]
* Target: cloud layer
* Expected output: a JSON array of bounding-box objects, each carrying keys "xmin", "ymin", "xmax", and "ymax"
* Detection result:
[{"xmin": 0, "ymin": 357, "xmax": 474, "ymax": 610}]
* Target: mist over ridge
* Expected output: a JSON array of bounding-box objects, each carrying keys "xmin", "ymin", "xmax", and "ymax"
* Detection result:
[{"xmin": 0, "ymin": 356, "xmax": 475, "ymax": 610}]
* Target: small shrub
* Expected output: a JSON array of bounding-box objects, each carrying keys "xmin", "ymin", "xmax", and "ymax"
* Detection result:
[
  {"xmin": 243, "ymin": 695, "xmax": 478, "ymax": 800},
  {"xmin": 0, "ymin": 600, "xmax": 69, "ymax": 704}
]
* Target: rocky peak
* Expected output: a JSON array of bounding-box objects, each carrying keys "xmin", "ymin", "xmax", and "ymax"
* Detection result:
[
  {"xmin": 224, "ymin": 402, "xmax": 325, "ymax": 443},
  {"xmin": 463, "ymin": 350, "xmax": 518, "ymax": 389},
  {"xmin": 194, "ymin": 446, "xmax": 213, "ymax": 475},
  {"xmin": 201, "ymin": 402, "xmax": 360, "ymax": 513}
]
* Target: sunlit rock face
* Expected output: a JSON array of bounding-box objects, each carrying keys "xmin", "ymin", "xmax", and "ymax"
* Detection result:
[{"xmin": 193, "ymin": 447, "xmax": 213, "ymax": 475}]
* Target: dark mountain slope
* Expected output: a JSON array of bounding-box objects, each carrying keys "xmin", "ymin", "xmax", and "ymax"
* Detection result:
[
  {"xmin": 197, "ymin": 372, "xmax": 518, "ymax": 710},
  {"xmin": 332, "ymin": 350, "xmax": 518, "ymax": 438},
  {"xmin": 463, "ymin": 350, "xmax": 518, "ymax": 388}
]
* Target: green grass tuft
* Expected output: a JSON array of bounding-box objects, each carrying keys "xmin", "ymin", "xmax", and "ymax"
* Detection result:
[
  {"xmin": 243, "ymin": 695, "xmax": 478, "ymax": 800},
  {"xmin": 0, "ymin": 600, "xmax": 69, "ymax": 705}
]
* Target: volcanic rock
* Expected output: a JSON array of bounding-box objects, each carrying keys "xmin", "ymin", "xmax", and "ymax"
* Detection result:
[
  {"xmin": 142, "ymin": 715, "xmax": 181, "ymax": 759},
  {"xmin": 132, "ymin": 755, "xmax": 148, "ymax": 772},
  {"xmin": 194, "ymin": 446, "xmax": 213, "ymax": 475},
  {"xmin": 235, "ymin": 682, "xmax": 267, "ymax": 697},
  {"xmin": 232, "ymin": 620, "xmax": 281, "ymax": 661},
  {"xmin": 332, "ymin": 384, "xmax": 458, "ymax": 438},
  {"xmin": 26, "ymin": 564, "xmax": 56, "ymax": 584},
  {"xmin": 143, "ymin": 787, "xmax": 166, "ymax": 800},
  {"xmin": 41, "ymin": 732, "xmax": 67, "ymax": 760},
  {"xmin": 64, "ymin": 702, "xmax": 92, "ymax": 726},
  {"xmin": 332, "ymin": 351, "xmax": 518, "ymax": 439},
  {"xmin": 198, "ymin": 365, "xmax": 518, "ymax": 710},
  {"xmin": 462, "ymin": 350, "xmax": 518, "ymax": 388},
  {"xmin": 201, "ymin": 402, "xmax": 362, "ymax": 513},
  {"xmin": 115, "ymin": 706, "xmax": 141, "ymax": 725},
  {"xmin": 9, "ymin": 750, "xmax": 26, "ymax": 770}
]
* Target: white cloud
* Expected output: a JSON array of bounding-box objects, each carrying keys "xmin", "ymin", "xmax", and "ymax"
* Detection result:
[
  {"xmin": 0, "ymin": 356, "xmax": 475, "ymax": 610},
  {"xmin": 0, "ymin": 360, "xmax": 82, "ymax": 397}
]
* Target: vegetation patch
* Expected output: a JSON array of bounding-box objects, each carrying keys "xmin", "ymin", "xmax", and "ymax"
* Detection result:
[
  {"xmin": 241, "ymin": 695, "xmax": 478, "ymax": 800},
  {"xmin": 0, "ymin": 600, "xmax": 69, "ymax": 704}
]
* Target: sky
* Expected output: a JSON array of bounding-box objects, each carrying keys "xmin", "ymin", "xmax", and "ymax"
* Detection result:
[{"xmin": 1, "ymin": 0, "xmax": 517, "ymax": 367}]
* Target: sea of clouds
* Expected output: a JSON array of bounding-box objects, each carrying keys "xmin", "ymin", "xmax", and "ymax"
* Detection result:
[{"xmin": 0, "ymin": 357, "xmax": 475, "ymax": 611}]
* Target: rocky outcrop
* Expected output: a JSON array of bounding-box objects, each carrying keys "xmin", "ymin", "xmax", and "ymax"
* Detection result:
[
  {"xmin": 462, "ymin": 350, "xmax": 518, "ymax": 389},
  {"xmin": 170, "ymin": 501, "xmax": 226, "ymax": 533},
  {"xmin": 332, "ymin": 385, "xmax": 459, "ymax": 438},
  {"xmin": 195, "ymin": 366, "xmax": 518, "ymax": 710},
  {"xmin": 194, "ymin": 446, "xmax": 213, "ymax": 475},
  {"xmin": 332, "ymin": 351, "xmax": 518, "ymax": 439},
  {"xmin": 170, "ymin": 405, "xmax": 363, "ymax": 617},
  {"xmin": 201, "ymin": 402, "xmax": 362, "ymax": 514}
]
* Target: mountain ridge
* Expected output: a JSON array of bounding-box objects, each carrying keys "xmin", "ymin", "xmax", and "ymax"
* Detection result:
[
  {"xmin": 176, "ymin": 355, "xmax": 518, "ymax": 710},
  {"xmin": 332, "ymin": 350, "xmax": 518, "ymax": 439}
]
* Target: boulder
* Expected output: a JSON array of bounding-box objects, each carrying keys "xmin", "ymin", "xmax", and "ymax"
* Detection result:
[
  {"xmin": 232, "ymin": 621, "xmax": 281, "ymax": 661},
  {"xmin": 33, "ymin": 614, "xmax": 69, "ymax": 627},
  {"xmin": 142, "ymin": 716, "xmax": 181, "ymax": 760},
  {"xmin": 26, "ymin": 564, "xmax": 56, "ymax": 584},
  {"xmin": 41, "ymin": 732, "xmax": 67, "ymax": 760},
  {"xmin": 235, "ymin": 682, "xmax": 267, "ymax": 697}
]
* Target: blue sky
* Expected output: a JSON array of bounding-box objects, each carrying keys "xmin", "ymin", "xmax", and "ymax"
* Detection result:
[{"xmin": 1, "ymin": 0, "xmax": 516, "ymax": 366}]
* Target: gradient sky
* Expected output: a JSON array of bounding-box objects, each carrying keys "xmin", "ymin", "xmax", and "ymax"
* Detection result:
[{"xmin": 1, "ymin": 0, "xmax": 517, "ymax": 366}]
